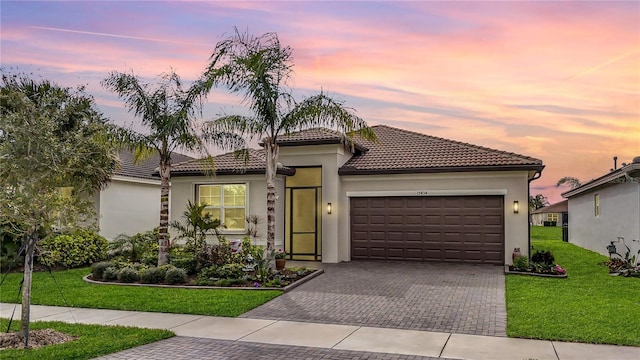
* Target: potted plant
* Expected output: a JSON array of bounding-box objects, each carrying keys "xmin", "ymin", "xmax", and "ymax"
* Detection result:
[{"xmin": 275, "ymin": 249, "xmax": 287, "ymax": 270}]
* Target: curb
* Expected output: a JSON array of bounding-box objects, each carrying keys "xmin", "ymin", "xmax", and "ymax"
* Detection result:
[{"xmin": 82, "ymin": 269, "xmax": 324, "ymax": 291}]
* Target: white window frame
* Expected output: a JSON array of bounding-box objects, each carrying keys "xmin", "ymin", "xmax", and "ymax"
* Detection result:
[
  {"xmin": 546, "ymin": 213, "xmax": 558, "ymax": 222},
  {"xmin": 196, "ymin": 183, "xmax": 248, "ymax": 233}
]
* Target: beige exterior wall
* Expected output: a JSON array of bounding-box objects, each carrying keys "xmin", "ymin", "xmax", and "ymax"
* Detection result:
[
  {"xmin": 568, "ymin": 181, "xmax": 640, "ymax": 257},
  {"xmin": 97, "ymin": 177, "xmax": 160, "ymax": 240},
  {"xmin": 340, "ymin": 171, "xmax": 531, "ymax": 264},
  {"xmin": 168, "ymin": 144, "xmax": 535, "ymax": 265},
  {"xmin": 279, "ymin": 144, "xmax": 353, "ymax": 263},
  {"xmin": 531, "ymin": 212, "xmax": 562, "ymax": 226},
  {"xmin": 169, "ymin": 173, "xmax": 285, "ymax": 248}
]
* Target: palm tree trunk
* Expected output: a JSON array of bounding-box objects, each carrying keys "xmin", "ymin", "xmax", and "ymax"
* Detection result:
[
  {"xmin": 158, "ymin": 163, "xmax": 170, "ymax": 266},
  {"xmin": 20, "ymin": 230, "xmax": 36, "ymax": 348},
  {"xmin": 264, "ymin": 141, "xmax": 279, "ymax": 251}
]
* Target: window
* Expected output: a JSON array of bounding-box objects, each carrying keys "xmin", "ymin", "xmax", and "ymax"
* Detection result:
[
  {"xmin": 197, "ymin": 184, "xmax": 246, "ymax": 231},
  {"xmin": 594, "ymin": 193, "xmax": 600, "ymax": 217},
  {"xmin": 546, "ymin": 213, "xmax": 558, "ymax": 222}
]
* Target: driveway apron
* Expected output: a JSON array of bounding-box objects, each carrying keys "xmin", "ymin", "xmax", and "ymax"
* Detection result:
[{"xmin": 241, "ymin": 261, "xmax": 507, "ymax": 336}]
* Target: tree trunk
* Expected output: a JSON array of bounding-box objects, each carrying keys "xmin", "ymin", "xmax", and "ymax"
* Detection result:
[
  {"xmin": 264, "ymin": 141, "xmax": 279, "ymax": 251},
  {"xmin": 20, "ymin": 231, "xmax": 36, "ymax": 348},
  {"xmin": 158, "ymin": 162, "xmax": 171, "ymax": 266}
]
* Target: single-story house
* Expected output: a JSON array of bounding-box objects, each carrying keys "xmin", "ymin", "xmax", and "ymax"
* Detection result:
[
  {"xmin": 531, "ymin": 200, "xmax": 568, "ymax": 227},
  {"xmin": 562, "ymin": 156, "xmax": 640, "ymax": 257},
  {"xmin": 169, "ymin": 125, "xmax": 545, "ymax": 265},
  {"xmin": 93, "ymin": 151, "xmax": 192, "ymax": 240}
]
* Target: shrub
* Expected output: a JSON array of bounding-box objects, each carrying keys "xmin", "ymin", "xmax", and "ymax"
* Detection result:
[
  {"xmin": 210, "ymin": 237, "xmax": 235, "ymax": 266},
  {"xmin": 241, "ymin": 237, "xmax": 263, "ymax": 260},
  {"xmin": 512, "ymin": 255, "xmax": 529, "ymax": 270},
  {"xmin": 40, "ymin": 230, "xmax": 108, "ymax": 268},
  {"xmin": 198, "ymin": 263, "xmax": 244, "ymax": 281},
  {"xmin": 531, "ymin": 250, "xmax": 555, "ymax": 265},
  {"xmin": 139, "ymin": 266, "xmax": 166, "ymax": 284},
  {"xmin": 170, "ymin": 254, "xmax": 197, "ymax": 275},
  {"xmin": 102, "ymin": 266, "xmax": 119, "ymax": 281},
  {"xmin": 108, "ymin": 229, "xmax": 158, "ymax": 263},
  {"xmin": 118, "ymin": 267, "xmax": 139, "ymax": 283},
  {"xmin": 165, "ymin": 267, "xmax": 187, "ymax": 284},
  {"xmin": 92, "ymin": 261, "xmax": 115, "ymax": 280},
  {"xmin": 217, "ymin": 263, "xmax": 245, "ymax": 279}
]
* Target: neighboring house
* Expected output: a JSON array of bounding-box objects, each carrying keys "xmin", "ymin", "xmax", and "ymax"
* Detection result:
[
  {"xmin": 531, "ymin": 200, "xmax": 568, "ymax": 227},
  {"xmin": 169, "ymin": 125, "xmax": 544, "ymax": 265},
  {"xmin": 93, "ymin": 151, "xmax": 193, "ymax": 240},
  {"xmin": 562, "ymin": 157, "xmax": 640, "ymax": 257}
]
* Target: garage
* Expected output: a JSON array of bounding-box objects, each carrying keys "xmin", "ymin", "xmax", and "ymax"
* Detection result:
[{"xmin": 350, "ymin": 195, "xmax": 504, "ymax": 264}]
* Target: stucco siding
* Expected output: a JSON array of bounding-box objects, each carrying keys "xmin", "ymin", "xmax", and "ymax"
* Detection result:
[
  {"xmin": 170, "ymin": 174, "xmax": 285, "ymax": 249},
  {"xmin": 168, "ymin": 145, "xmax": 535, "ymax": 265},
  {"xmin": 568, "ymin": 182, "xmax": 640, "ymax": 257},
  {"xmin": 341, "ymin": 171, "xmax": 531, "ymax": 264},
  {"xmin": 279, "ymin": 144, "xmax": 349, "ymax": 263},
  {"xmin": 531, "ymin": 213, "xmax": 562, "ymax": 226},
  {"xmin": 98, "ymin": 179, "xmax": 160, "ymax": 240}
]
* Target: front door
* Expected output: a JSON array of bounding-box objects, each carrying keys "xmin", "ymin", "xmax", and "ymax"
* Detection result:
[{"xmin": 285, "ymin": 167, "xmax": 322, "ymax": 260}]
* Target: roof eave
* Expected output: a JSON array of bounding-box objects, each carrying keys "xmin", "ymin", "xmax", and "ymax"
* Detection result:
[
  {"xmin": 338, "ymin": 164, "xmax": 545, "ymax": 176},
  {"xmin": 275, "ymin": 139, "xmax": 368, "ymax": 153},
  {"xmin": 170, "ymin": 168, "xmax": 296, "ymax": 177},
  {"xmin": 562, "ymin": 163, "xmax": 640, "ymax": 198}
]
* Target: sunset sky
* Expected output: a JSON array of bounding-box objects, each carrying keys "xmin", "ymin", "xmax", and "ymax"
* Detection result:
[{"xmin": 2, "ymin": 1, "xmax": 639, "ymax": 203}]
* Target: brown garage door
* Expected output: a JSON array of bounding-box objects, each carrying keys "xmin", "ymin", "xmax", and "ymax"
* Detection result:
[{"xmin": 350, "ymin": 196, "xmax": 504, "ymax": 264}]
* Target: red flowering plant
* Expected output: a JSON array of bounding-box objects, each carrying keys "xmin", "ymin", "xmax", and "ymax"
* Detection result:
[
  {"xmin": 552, "ymin": 264, "xmax": 567, "ymax": 275},
  {"xmin": 275, "ymin": 248, "xmax": 287, "ymax": 259}
]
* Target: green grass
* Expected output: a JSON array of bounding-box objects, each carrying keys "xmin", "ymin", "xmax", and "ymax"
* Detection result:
[
  {"xmin": 530, "ymin": 225, "xmax": 562, "ymax": 241},
  {"xmin": 0, "ymin": 267, "xmax": 281, "ymax": 316},
  {"xmin": 506, "ymin": 239, "xmax": 640, "ymax": 346},
  {"xmin": 0, "ymin": 318, "xmax": 173, "ymax": 359}
]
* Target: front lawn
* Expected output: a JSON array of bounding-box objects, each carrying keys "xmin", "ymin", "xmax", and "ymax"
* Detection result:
[
  {"xmin": 0, "ymin": 267, "xmax": 280, "ymax": 317},
  {"xmin": 506, "ymin": 239, "xmax": 640, "ymax": 346},
  {"xmin": 0, "ymin": 319, "xmax": 173, "ymax": 359},
  {"xmin": 530, "ymin": 225, "xmax": 562, "ymax": 241}
]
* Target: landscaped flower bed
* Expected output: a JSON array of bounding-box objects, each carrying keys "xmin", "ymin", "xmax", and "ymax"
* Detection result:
[
  {"xmin": 86, "ymin": 261, "xmax": 318, "ymax": 289},
  {"xmin": 87, "ymin": 221, "xmax": 322, "ymax": 289},
  {"xmin": 506, "ymin": 250, "xmax": 567, "ymax": 278}
]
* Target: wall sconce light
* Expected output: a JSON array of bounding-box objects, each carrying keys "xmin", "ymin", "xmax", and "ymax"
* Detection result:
[
  {"xmin": 327, "ymin": 202, "xmax": 332, "ymax": 215},
  {"xmin": 513, "ymin": 201, "xmax": 519, "ymax": 214}
]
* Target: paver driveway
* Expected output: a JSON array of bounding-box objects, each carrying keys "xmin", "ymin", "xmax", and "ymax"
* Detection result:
[{"xmin": 242, "ymin": 261, "xmax": 506, "ymax": 336}]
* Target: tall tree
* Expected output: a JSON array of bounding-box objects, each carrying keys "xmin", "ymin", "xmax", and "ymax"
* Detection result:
[
  {"xmin": 529, "ymin": 194, "xmax": 549, "ymax": 211},
  {"xmin": 204, "ymin": 29, "xmax": 376, "ymax": 251},
  {"xmin": 0, "ymin": 72, "xmax": 118, "ymax": 347},
  {"xmin": 556, "ymin": 176, "xmax": 581, "ymax": 189},
  {"xmin": 102, "ymin": 70, "xmax": 244, "ymax": 265}
]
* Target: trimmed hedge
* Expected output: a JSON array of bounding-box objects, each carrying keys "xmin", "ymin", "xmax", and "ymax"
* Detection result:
[{"xmin": 40, "ymin": 230, "xmax": 107, "ymax": 268}]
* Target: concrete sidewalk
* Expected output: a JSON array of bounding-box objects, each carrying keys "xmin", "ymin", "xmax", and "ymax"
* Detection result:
[{"xmin": 1, "ymin": 303, "xmax": 638, "ymax": 360}]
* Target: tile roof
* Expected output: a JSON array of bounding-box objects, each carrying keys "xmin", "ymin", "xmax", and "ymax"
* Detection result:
[
  {"xmin": 339, "ymin": 125, "xmax": 544, "ymax": 175},
  {"xmin": 170, "ymin": 149, "xmax": 295, "ymax": 176},
  {"xmin": 532, "ymin": 200, "xmax": 568, "ymax": 214},
  {"xmin": 275, "ymin": 128, "xmax": 368, "ymax": 152},
  {"xmin": 116, "ymin": 151, "xmax": 194, "ymax": 180}
]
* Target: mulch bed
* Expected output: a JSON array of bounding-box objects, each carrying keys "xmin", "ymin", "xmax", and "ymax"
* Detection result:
[
  {"xmin": 0, "ymin": 329, "xmax": 76, "ymax": 350},
  {"xmin": 504, "ymin": 265, "xmax": 567, "ymax": 278}
]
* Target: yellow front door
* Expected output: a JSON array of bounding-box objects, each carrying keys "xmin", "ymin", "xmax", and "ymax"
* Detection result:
[{"xmin": 285, "ymin": 167, "xmax": 322, "ymax": 260}]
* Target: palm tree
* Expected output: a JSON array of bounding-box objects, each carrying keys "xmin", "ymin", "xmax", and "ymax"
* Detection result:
[
  {"xmin": 102, "ymin": 70, "xmax": 244, "ymax": 265},
  {"xmin": 203, "ymin": 29, "xmax": 376, "ymax": 251},
  {"xmin": 556, "ymin": 176, "xmax": 581, "ymax": 189}
]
